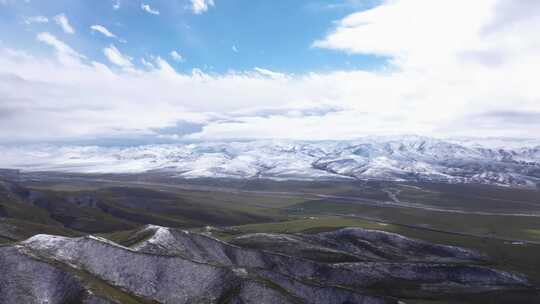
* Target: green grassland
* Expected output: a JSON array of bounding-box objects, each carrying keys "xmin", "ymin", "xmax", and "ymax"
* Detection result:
[{"xmin": 286, "ymin": 198, "xmax": 540, "ymax": 242}]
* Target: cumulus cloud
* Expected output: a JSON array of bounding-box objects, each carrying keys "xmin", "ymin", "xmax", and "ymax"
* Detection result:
[
  {"xmin": 103, "ymin": 45, "xmax": 132, "ymax": 67},
  {"xmin": 308, "ymin": 0, "xmax": 540, "ymax": 137},
  {"xmin": 0, "ymin": 0, "xmax": 539, "ymax": 142},
  {"xmin": 0, "ymin": 41, "xmax": 363, "ymax": 142},
  {"xmin": 169, "ymin": 50, "xmax": 184, "ymax": 62},
  {"xmin": 141, "ymin": 3, "xmax": 160, "ymax": 15},
  {"xmin": 190, "ymin": 0, "xmax": 214, "ymax": 14},
  {"xmin": 23, "ymin": 16, "xmax": 48, "ymax": 25},
  {"xmin": 53, "ymin": 13, "xmax": 75, "ymax": 34},
  {"xmin": 313, "ymin": 0, "xmax": 540, "ymax": 70},
  {"xmin": 90, "ymin": 25, "xmax": 116, "ymax": 38}
]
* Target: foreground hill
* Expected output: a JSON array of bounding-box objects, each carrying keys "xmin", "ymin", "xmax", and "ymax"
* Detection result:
[
  {"xmin": 0, "ymin": 225, "xmax": 535, "ymax": 304},
  {"xmin": 1, "ymin": 136, "xmax": 540, "ymax": 187}
]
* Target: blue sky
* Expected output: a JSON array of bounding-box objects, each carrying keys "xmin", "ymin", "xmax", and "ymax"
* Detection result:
[
  {"xmin": 0, "ymin": 0, "xmax": 539, "ymax": 143},
  {"xmin": 0, "ymin": 0, "xmax": 385, "ymax": 74}
]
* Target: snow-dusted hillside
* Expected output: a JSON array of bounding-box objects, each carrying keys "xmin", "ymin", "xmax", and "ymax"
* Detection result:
[
  {"xmin": 3, "ymin": 225, "xmax": 531, "ymax": 303},
  {"xmin": 1, "ymin": 136, "xmax": 540, "ymax": 187}
]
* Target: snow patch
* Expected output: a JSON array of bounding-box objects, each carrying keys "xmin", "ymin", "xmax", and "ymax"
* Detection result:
[{"xmin": 1, "ymin": 137, "xmax": 539, "ymax": 187}]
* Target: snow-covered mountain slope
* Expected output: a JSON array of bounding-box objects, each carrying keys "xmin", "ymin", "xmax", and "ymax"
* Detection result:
[{"xmin": 1, "ymin": 136, "xmax": 540, "ymax": 187}]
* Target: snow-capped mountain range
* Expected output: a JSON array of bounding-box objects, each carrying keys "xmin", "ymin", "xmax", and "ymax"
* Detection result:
[{"xmin": 1, "ymin": 136, "xmax": 540, "ymax": 187}]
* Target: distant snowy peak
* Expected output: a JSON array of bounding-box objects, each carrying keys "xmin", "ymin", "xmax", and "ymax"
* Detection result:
[{"xmin": 1, "ymin": 136, "xmax": 540, "ymax": 187}]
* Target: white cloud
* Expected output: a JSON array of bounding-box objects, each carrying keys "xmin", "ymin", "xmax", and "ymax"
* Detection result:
[
  {"xmin": 24, "ymin": 16, "xmax": 49, "ymax": 25},
  {"xmin": 169, "ymin": 50, "xmax": 184, "ymax": 62},
  {"xmin": 141, "ymin": 3, "xmax": 160, "ymax": 15},
  {"xmin": 91, "ymin": 25, "xmax": 117, "ymax": 38},
  {"xmin": 307, "ymin": 0, "xmax": 540, "ymax": 136},
  {"xmin": 254, "ymin": 67, "xmax": 287, "ymax": 79},
  {"xmin": 36, "ymin": 32, "xmax": 74, "ymax": 54},
  {"xmin": 190, "ymin": 0, "xmax": 214, "ymax": 14},
  {"xmin": 53, "ymin": 13, "xmax": 75, "ymax": 34},
  {"xmin": 36, "ymin": 32, "xmax": 85, "ymax": 65},
  {"xmin": 141, "ymin": 57, "xmax": 155, "ymax": 68},
  {"xmin": 0, "ymin": 0, "xmax": 539, "ymax": 142},
  {"xmin": 113, "ymin": 0, "xmax": 120, "ymax": 10},
  {"xmin": 103, "ymin": 45, "xmax": 132, "ymax": 67}
]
